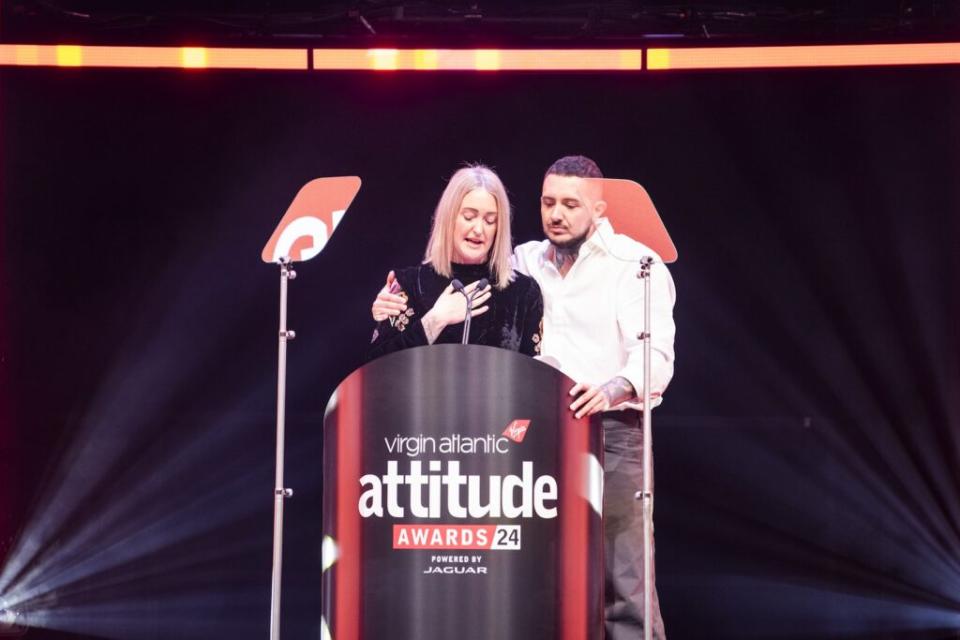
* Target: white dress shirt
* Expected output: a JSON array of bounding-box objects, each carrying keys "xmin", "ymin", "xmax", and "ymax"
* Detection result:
[{"xmin": 513, "ymin": 218, "xmax": 677, "ymax": 410}]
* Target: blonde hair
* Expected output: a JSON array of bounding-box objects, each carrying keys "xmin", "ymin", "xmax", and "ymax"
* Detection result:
[{"xmin": 423, "ymin": 165, "xmax": 515, "ymax": 290}]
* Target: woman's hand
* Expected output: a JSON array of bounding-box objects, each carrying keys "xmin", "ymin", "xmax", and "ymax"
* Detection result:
[
  {"xmin": 372, "ymin": 271, "xmax": 408, "ymax": 321},
  {"xmin": 429, "ymin": 280, "xmax": 492, "ymax": 325},
  {"xmin": 421, "ymin": 280, "xmax": 492, "ymax": 343}
]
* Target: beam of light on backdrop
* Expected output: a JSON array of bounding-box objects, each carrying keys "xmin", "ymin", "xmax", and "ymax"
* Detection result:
[
  {"xmin": 0, "ymin": 236, "xmax": 318, "ymax": 638},
  {"xmin": 649, "ymin": 105, "xmax": 960, "ymax": 636}
]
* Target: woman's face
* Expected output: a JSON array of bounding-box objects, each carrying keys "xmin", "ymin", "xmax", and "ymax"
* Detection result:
[{"xmin": 451, "ymin": 188, "xmax": 498, "ymax": 265}]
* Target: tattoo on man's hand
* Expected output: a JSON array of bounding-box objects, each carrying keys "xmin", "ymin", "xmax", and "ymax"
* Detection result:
[{"xmin": 600, "ymin": 376, "xmax": 636, "ymax": 407}]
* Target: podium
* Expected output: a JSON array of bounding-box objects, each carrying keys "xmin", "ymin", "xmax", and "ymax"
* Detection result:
[{"xmin": 322, "ymin": 345, "xmax": 604, "ymax": 640}]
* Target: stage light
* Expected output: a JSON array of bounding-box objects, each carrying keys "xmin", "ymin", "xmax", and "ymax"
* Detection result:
[
  {"xmin": 0, "ymin": 44, "xmax": 307, "ymax": 69},
  {"xmin": 413, "ymin": 49, "xmax": 439, "ymax": 70},
  {"xmin": 1, "ymin": 43, "xmax": 960, "ymax": 71},
  {"xmin": 180, "ymin": 47, "xmax": 207, "ymax": 69},
  {"xmin": 0, "ymin": 242, "xmax": 325, "ymax": 638},
  {"xmin": 369, "ymin": 49, "xmax": 399, "ymax": 71},
  {"xmin": 55, "ymin": 45, "xmax": 82, "ymax": 67},
  {"xmin": 474, "ymin": 50, "xmax": 500, "ymax": 71},
  {"xmin": 0, "ymin": 603, "xmax": 26, "ymax": 636},
  {"xmin": 647, "ymin": 42, "xmax": 960, "ymax": 70},
  {"xmin": 310, "ymin": 48, "xmax": 644, "ymax": 71}
]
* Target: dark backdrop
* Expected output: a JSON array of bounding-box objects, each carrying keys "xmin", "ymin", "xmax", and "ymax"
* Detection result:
[{"xmin": 2, "ymin": 66, "xmax": 959, "ymax": 639}]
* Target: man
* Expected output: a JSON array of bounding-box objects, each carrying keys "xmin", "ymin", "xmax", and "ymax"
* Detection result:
[{"xmin": 373, "ymin": 156, "xmax": 676, "ymax": 639}]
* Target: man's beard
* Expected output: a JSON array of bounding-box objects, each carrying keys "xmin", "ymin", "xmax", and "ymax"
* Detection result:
[
  {"xmin": 548, "ymin": 227, "xmax": 590, "ymax": 252},
  {"xmin": 548, "ymin": 227, "xmax": 589, "ymax": 270}
]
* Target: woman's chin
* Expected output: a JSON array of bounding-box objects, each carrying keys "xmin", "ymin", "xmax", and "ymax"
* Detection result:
[{"xmin": 454, "ymin": 248, "xmax": 489, "ymax": 265}]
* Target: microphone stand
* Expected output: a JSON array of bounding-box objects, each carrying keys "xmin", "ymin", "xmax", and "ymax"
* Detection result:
[
  {"xmin": 461, "ymin": 298, "xmax": 473, "ymax": 346},
  {"xmin": 637, "ymin": 255, "xmax": 654, "ymax": 640},
  {"xmin": 270, "ymin": 256, "xmax": 296, "ymax": 640},
  {"xmin": 458, "ymin": 279, "xmax": 487, "ymax": 345}
]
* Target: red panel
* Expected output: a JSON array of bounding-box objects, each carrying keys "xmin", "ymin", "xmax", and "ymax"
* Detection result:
[
  {"xmin": 559, "ymin": 410, "xmax": 589, "ymax": 640},
  {"xmin": 0, "ymin": 88, "xmax": 10, "ymax": 551},
  {"xmin": 335, "ymin": 375, "xmax": 363, "ymax": 640}
]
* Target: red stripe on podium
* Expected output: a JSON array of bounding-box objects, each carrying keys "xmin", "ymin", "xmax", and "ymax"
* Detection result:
[
  {"xmin": 335, "ymin": 376, "xmax": 363, "ymax": 640},
  {"xmin": 559, "ymin": 411, "xmax": 589, "ymax": 640},
  {"xmin": 0, "ymin": 174, "xmax": 9, "ymax": 545},
  {"xmin": 0, "ymin": 118, "xmax": 14, "ymax": 551}
]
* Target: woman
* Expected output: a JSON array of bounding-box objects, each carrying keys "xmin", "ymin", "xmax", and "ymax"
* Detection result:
[{"xmin": 368, "ymin": 165, "xmax": 542, "ymax": 359}]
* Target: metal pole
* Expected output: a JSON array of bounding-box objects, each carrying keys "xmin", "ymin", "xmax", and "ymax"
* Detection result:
[
  {"xmin": 269, "ymin": 257, "xmax": 296, "ymax": 640},
  {"xmin": 638, "ymin": 255, "xmax": 654, "ymax": 640},
  {"xmin": 460, "ymin": 287, "xmax": 475, "ymax": 345},
  {"xmin": 461, "ymin": 306, "xmax": 472, "ymax": 345}
]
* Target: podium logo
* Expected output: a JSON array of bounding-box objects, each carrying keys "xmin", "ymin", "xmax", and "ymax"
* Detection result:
[
  {"xmin": 393, "ymin": 524, "xmax": 521, "ymax": 550},
  {"xmin": 358, "ymin": 460, "xmax": 557, "ymax": 519},
  {"xmin": 502, "ymin": 419, "xmax": 531, "ymax": 443}
]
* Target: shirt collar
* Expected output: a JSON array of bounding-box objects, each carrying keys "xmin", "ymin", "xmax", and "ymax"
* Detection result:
[{"xmin": 583, "ymin": 217, "xmax": 614, "ymax": 256}]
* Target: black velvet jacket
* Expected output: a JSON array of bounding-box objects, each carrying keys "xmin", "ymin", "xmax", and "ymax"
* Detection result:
[{"xmin": 368, "ymin": 263, "xmax": 543, "ymax": 360}]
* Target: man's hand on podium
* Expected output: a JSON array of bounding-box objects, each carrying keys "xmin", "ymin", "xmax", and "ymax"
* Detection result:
[{"xmin": 568, "ymin": 376, "xmax": 636, "ymax": 419}]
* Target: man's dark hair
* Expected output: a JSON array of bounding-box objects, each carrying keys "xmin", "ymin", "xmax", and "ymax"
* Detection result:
[{"xmin": 545, "ymin": 155, "xmax": 603, "ymax": 179}]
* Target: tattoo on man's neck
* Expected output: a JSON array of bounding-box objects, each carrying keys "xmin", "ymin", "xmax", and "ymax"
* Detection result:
[{"xmin": 553, "ymin": 245, "xmax": 579, "ymax": 270}]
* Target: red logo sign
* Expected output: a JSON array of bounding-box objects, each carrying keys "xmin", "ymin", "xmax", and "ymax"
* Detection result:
[
  {"xmin": 502, "ymin": 419, "xmax": 531, "ymax": 443},
  {"xmin": 261, "ymin": 176, "xmax": 361, "ymax": 264}
]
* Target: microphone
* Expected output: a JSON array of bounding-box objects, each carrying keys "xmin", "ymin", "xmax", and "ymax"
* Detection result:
[
  {"xmin": 452, "ymin": 278, "xmax": 491, "ymax": 345},
  {"xmin": 463, "ymin": 278, "xmax": 489, "ymax": 344},
  {"xmin": 455, "ymin": 278, "xmax": 473, "ymax": 345}
]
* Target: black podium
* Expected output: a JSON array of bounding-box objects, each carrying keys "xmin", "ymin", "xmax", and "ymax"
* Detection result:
[{"xmin": 322, "ymin": 345, "xmax": 604, "ymax": 640}]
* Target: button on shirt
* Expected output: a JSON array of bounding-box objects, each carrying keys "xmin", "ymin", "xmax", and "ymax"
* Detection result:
[{"xmin": 512, "ymin": 218, "xmax": 677, "ymax": 410}]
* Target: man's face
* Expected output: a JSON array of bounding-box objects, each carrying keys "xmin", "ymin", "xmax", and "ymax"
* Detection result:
[
  {"xmin": 451, "ymin": 188, "xmax": 498, "ymax": 264},
  {"xmin": 540, "ymin": 174, "xmax": 601, "ymax": 249}
]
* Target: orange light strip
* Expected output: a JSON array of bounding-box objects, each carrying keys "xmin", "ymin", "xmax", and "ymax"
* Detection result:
[
  {"xmin": 0, "ymin": 45, "xmax": 307, "ymax": 69},
  {"xmin": 2, "ymin": 44, "xmax": 960, "ymax": 71},
  {"xmin": 311, "ymin": 48, "xmax": 643, "ymax": 71},
  {"xmin": 648, "ymin": 42, "xmax": 960, "ymax": 70}
]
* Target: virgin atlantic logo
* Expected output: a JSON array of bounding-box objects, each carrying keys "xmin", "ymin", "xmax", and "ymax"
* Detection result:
[{"xmin": 502, "ymin": 419, "xmax": 531, "ymax": 443}]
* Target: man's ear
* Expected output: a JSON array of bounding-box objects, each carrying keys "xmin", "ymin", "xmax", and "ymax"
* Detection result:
[{"xmin": 593, "ymin": 198, "xmax": 608, "ymax": 218}]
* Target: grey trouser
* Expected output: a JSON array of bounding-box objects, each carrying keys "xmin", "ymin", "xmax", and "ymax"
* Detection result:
[{"xmin": 602, "ymin": 411, "xmax": 666, "ymax": 640}]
